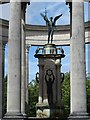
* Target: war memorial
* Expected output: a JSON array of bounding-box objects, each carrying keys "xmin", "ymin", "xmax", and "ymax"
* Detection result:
[{"xmin": 0, "ymin": 0, "xmax": 90, "ymax": 119}]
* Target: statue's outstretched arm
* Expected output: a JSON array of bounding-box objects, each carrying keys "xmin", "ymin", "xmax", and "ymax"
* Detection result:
[
  {"xmin": 40, "ymin": 13, "xmax": 45, "ymax": 18},
  {"xmin": 54, "ymin": 14, "xmax": 62, "ymax": 25},
  {"xmin": 40, "ymin": 13, "xmax": 49, "ymax": 23}
]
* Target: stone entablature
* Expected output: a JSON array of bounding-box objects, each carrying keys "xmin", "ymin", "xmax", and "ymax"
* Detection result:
[
  {"xmin": 0, "ymin": 0, "xmax": 90, "ymax": 4},
  {"xmin": 0, "ymin": 18, "xmax": 90, "ymax": 46}
]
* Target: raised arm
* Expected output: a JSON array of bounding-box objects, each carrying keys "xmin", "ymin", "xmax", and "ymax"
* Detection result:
[
  {"xmin": 54, "ymin": 14, "xmax": 62, "ymax": 25},
  {"xmin": 40, "ymin": 13, "xmax": 49, "ymax": 23}
]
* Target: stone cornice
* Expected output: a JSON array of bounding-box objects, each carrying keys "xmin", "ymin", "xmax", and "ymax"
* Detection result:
[
  {"xmin": 0, "ymin": 18, "xmax": 89, "ymax": 29},
  {"xmin": 25, "ymin": 24, "xmax": 71, "ymax": 32},
  {"xmin": 0, "ymin": 18, "xmax": 89, "ymax": 31},
  {"xmin": 0, "ymin": 18, "xmax": 90, "ymax": 46},
  {"xmin": 0, "ymin": 0, "xmax": 90, "ymax": 4}
]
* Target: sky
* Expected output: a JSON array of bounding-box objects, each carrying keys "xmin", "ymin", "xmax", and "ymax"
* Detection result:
[
  {"xmin": 0, "ymin": 1, "xmax": 90, "ymax": 81},
  {"xmin": 26, "ymin": 2, "xmax": 70, "ymax": 25}
]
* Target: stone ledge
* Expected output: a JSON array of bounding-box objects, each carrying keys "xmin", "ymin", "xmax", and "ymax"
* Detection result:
[
  {"xmin": 2, "ymin": 117, "xmax": 67, "ymax": 120},
  {"xmin": 2, "ymin": 116, "xmax": 90, "ymax": 120}
]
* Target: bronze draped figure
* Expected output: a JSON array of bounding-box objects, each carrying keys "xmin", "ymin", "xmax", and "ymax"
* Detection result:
[{"xmin": 40, "ymin": 13, "xmax": 62, "ymax": 44}]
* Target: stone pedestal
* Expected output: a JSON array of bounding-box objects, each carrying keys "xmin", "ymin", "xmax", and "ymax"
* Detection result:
[{"xmin": 35, "ymin": 44, "xmax": 65, "ymax": 118}]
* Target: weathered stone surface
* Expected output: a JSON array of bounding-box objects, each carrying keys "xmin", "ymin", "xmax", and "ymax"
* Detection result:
[
  {"xmin": 25, "ymin": 46, "xmax": 29, "ymax": 113},
  {"xmin": 69, "ymin": 0, "xmax": 89, "ymax": 119},
  {"xmin": 35, "ymin": 45, "xmax": 65, "ymax": 118},
  {"xmin": 5, "ymin": 0, "xmax": 22, "ymax": 117},
  {"xmin": 0, "ymin": 41, "xmax": 3, "ymax": 119},
  {"xmin": 21, "ymin": 4, "xmax": 26, "ymax": 115}
]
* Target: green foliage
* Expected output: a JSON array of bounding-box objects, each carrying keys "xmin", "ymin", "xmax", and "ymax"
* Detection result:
[
  {"xmin": 27, "ymin": 73, "xmax": 71, "ymax": 117},
  {"xmin": 62, "ymin": 72, "xmax": 70, "ymax": 117},
  {"xmin": 62, "ymin": 72, "xmax": 90, "ymax": 117},
  {"xmin": 27, "ymin": 80, "xmax": 38, "ymax": 117},
  {"xmin": 86, "ymin": 79, "xmax": 90, "ymax": 114},
  {"xmin": 3, "ymin": 73, "xmax": 90, "ymax": 117}
]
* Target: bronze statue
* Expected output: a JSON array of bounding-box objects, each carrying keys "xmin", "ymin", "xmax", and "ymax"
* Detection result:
[{"xmin": 40, "ymin": 13, "xmax": 62, "ymax": 44}]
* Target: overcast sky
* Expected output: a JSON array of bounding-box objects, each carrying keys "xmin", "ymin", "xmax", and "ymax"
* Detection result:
[{"xmin": 0, "ymin": 1, "xmax": 90, "ymax": 81}]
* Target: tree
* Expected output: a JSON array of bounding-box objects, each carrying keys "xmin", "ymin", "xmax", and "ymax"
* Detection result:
[
  {"xmin": 27, "ymin": 80, "xmax": 38, "ymax": 116},
  {"xmin": 3, "ymin": 73, "xmax": 90, "ymax": 117},
  {"xmin": 62, "ymin": 72, "xmax": 70, "ymax": 117},
  {"xmin": 62, "ymin": 72, "xmax": 90, "ymax": 117},
  {"xmin": 86, "ymin": 79, "xmax": 90, "ymax": 114}
]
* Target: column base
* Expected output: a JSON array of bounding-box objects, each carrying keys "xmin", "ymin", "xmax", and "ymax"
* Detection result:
[
  {"xmin": 4, "ymin": 112, "xmax": 26, "ymax": 119},
  {"xmin": 21, "ymin": 113, "xmax": 27, "ymax": 118},
  {"xmin": 68, "ymin": 112, "xmax": 90, "ymax": 120}
]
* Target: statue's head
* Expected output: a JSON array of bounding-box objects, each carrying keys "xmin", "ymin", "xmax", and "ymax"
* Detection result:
[{"xmin": 50, "ymin": 17, "xmax": 53, "ymax": 21}]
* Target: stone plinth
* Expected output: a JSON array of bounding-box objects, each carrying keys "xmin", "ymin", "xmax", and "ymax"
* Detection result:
[{"xmin": 35, "ymin": 44, "xmax": 65, "ymax": 118}]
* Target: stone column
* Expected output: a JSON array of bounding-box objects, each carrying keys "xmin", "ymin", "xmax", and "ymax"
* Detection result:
[
  {"xmin": 2, "ymin": 43, "xmax": 5, "ymax": 116},
  {"xmin": 69, "ymin": 0, "xmax": 89, "ymax": 119},
  {"xmin": 25, "ymin": 46, "xmax": 29, "ymax": 112},
  {"xmin": 5, "ymin": 1, "xmax": 22, "ymax": 118},
  {"xmin": 38, "ymin": 63, "xmax": 43, "ymax": 103},
  {"xmin": 70, "ymin": 3, "xmax": 72, "ymax": 38},
  {"xmin": 0, "ymin": 41, "xmax": 5, "ymax": 119},
  {"xmin": 0, "ymin": 41, "xmax": 3, "ymax": 119},
  {"xmin": 21, "ymin": 3, "xmax": 26, "ymax": 116}
]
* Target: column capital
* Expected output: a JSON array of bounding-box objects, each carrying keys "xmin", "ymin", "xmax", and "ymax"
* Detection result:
[
  {"xmin": 66, "ymin": 2, "xmax": 72, "ymax": 13},
  {"xmin": 21, "ymin": 2, "xmax": 30, "ymax": 13},
  {"xmin": 21, "ymin": 2, "xmax": 27, "ymax": 13}
]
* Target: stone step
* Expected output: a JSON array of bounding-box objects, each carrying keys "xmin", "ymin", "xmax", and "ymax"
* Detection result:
[
  {"xmin": 27, "ymin": 117, "xmax": 67, "ymax": 120},
  {"xmin": 2, "ymin": 117, "xmax": 67, "ymax": 120}
]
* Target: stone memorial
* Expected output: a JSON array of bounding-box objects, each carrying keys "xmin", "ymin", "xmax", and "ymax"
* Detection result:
[
  {"xmin": 34, "ymin": 12, "xmax": 65, "ymax": 118},
  {"xmin": 0, "ymin": 0, "xmax": 90, "ymax": 119}
]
